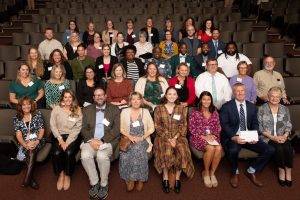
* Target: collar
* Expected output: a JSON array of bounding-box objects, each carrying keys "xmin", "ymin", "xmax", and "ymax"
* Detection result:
[
  {"xmin": 235, "ymin": 99, "xmax": 246, "ymax": 107},
  {"xmin": 96, "ymin": 103, "xmax": 106, "ymax": 110},
  {"xmin": 179, "ymin": 53, "xmax": 187, "ymax": 58}
]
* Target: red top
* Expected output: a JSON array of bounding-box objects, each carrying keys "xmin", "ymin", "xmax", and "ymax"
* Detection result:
[
  {"xmin": 168, "ymin": 76, "xmax": 196, "ymax": 106},
  {"xmin": 104, "ymin": 64, "xmax": 110, "ymax": 74},
  {"xmin": 197, "ymin": 30, "xmax": 212, "ymax": 43}
]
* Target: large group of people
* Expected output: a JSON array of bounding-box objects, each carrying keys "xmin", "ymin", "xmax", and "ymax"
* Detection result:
[{"xmin": 8, "ymin": 14, "xmax": 295, "ymax": 200}]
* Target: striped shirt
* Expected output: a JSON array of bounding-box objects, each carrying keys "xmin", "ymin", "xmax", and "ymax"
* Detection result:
[{"xmin": 127, "ymin": 61, "xmax": 140, "ymax": 81}]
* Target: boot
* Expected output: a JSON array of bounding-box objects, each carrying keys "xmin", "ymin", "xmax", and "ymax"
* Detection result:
[{"xmin": 22, "ymin": 149, "xmax": 37, "ymax": 187}]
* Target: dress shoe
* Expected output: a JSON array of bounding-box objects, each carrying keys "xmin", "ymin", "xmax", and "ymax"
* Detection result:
[
  {"xmin": 202, "ymin": 171, "xmax": 212, "ymax": 188},
  {"xmin": 30, "ymin": 179, "xmax": 39, "ymax": 190},
  {"xmin": 126, "ymin": 180, "xmax": 135, "ymax": 192},
  {"xmin": 285, "ymin": 180, "xmax": 293, "ymax": 187},
  {"xmin": 210, "ymin": 176, "xmax": 218, "ymax": 188},
  {"xmin": 244, "ymin": 172, "xmax": 263, "ymax": 187},
  {"xmin": 174, "ymin": 180, "xmax": 181, "ymax": 193},
  {"xmin": 230, "ymin": 174, "xmax": 239, "ymax": 188},
  {"xmin": 136, "ymin": 180, "xmax": 143, "ymax": 192},
  {"xmin": 63, "ymin": 175, "xmax": 70, "ymax": 190},
  {"xmin": 278, "ymin": 178, "xmax": 286, "ymax": 187},
  {"xmin": 162, "ymin": 180, "xmax": 170, "ymax": 193}
]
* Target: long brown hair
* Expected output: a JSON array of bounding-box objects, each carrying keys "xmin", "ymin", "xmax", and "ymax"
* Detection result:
[
  {"xmin": 145, "ymin": 62, "xmax": 162, "ymax": 82},
  {"xmin": 16, "ymin": 63, "xmax": 32, "ymax": 83},
  {"xmin": 16, "ymin": 96, "xmax": 36, "ymax": 119},
  {"xmin": 49, "ymin": 49, "xmax": 67, "ymax": 65},
  {"xmin": 59, "ymin": 89, "xmax": 81, "ymax": 117},
  {"xmin": 160, "ymin": 86, "xmax": 180, "ymax": 105},
  {"xmin": 26, "ymin": 47, "xmax": 44, "ymax": 78},
  {"xmin": 198, "ymin": 91, "xmax": 216, "ymax": 113}
]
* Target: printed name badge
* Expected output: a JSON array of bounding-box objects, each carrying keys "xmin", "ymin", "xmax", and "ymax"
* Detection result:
[
  {"xmin": 180, "ymin": 58, "xmax": 185, "ymax": 63},
  {"xmin": 161, "ymin": 93, "xmax": 164, "ymax": 98},
  {"xmin": 237, "ymin": 77, "xmax": 242, "ymax": 83},
  {"xmin": 58, "ymin": 85, "xmax": 65, "ymax": 90},
  {"xmin": 72, "ymin": 47, "xmax": 77, "ymax": 51},
  {"xmin": 218, "ymin": 50, "xmax": 223, "ymax": 54},
  {"xmin": 173, "ymin": 114, "xmax": 181, "ymax": 120},
  {"xmin": 159, "ymin": 64, "xmax": 165, "ymax": 68},
  {"xmin": 102, "ymin": 118, "xmax": 110, "ymax": 126},
  {"xmin": 187, "ymin": 63, "xmax": 190, "ymax": 67},
  {"xmin": 175, "ymin": 84, "xmax": 181, "ymax": 89},
  {"xmin": 68, "ymin": 116, "xmax": 75, "ymax": 122},
  {"xmin": 98, "ymin": 46, "xmax": 102, "ymax": 50},
  {"xmin": 48, "ymin": 66, "xmax": 52, "ymax": 71},
  {"xmin": 29, "ymin": 134, "xmax": 37, "ymax": 140},
  {"xmin": 205, "ymin": 129, "xmax": 210, "ymax": 135},
  {"xmin": 132, "ymin": 120, "xmax": 140, "ymax": 127},
  {"xmin": 67, "ymin": 36, "xmax": 70, "ymax": 39},
  {"xmin": 202, "ymin": 62, "xmax": 206, "ymax": 67},
  {"xmin": 99, "ymin": 64, "xmax": 104, "ymax": 69},
  {"xmin": 132, "ymin": 34, "xmax": 136, "ymax": 38},
  {"xmin": 109, "ymin": 34, "xmax": 113, "ymax": 38},
  {"xmin": 28, "ymin": 81, "xmax": 34, "ymax": 87},
  {"xmin": 149, "ymin": 33, "xmax": 153, "ymax": 37}
]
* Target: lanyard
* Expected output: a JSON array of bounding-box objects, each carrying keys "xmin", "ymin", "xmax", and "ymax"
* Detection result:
[{"xmin": 23, "ymin": 114, "xmax": 32, "ymax": 140}]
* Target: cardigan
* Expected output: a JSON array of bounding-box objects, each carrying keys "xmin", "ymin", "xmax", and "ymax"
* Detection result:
[
  {"xmin": 120, "ymin": 108, "xmax": 154, "ymax": 152},
  {"xmin": 135, "ymin": 76, "xmax": 169, "ymax": 97}
]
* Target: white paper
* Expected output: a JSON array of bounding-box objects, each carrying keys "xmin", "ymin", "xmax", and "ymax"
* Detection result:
[
  {"xmin": 58, "ymin": 85, "xmax": 65, "ymax": 90},
  {"xmin": 132, "ymin": 121, "xmax": 140, "ymax": 127},
  {"xmin": 173, "ymin": 114, "xmax": 181, "ymax": 120},
  {"xmin": 218, "ymin": 50, "xmax": 223, "ymax": 54},
  {"xmin": 99, "ymin": 64, "xmax": 103, "ymax": 69},
  {"xmin": 83, "ymin": 102, "xmax": 91, "ymax": 107},
  {"xmin": 132, "ymin": 34, "xmax": 136, "ymax": 38},
  {"xmin": 237, "ymin": 77, "xmax": 243, "ymax": 83},
  {"xmin": 118, "ymin": 105, "xmax": 128, "ymax": 109},
  {"xmin": 239, "ymin": 131, "xmax": 258, "ymax": 142},
  {"xmin": 207, "ymin": 140, "xmax": 219, "ymax": 145},
  {"xmin": 99, "ymin": 143, "xmax": 110, "ymax": 150},
  {"xmin": 48, "ymin": 66, "xmax": 52, "ymax": 71},
  {"xmin": 175, "ymin": 84, "xmax": 181, "ymax": 89},
  {"xmin": 28, "ymin": 81, "xmax": 34, "ymax": 87},
  {"xmin": 102, "ymin": 118, "xmax": 110, "ymax": 126},
  {"xmin": 159, "ymin": 64, "xmax": 165, "ymax": 68}
]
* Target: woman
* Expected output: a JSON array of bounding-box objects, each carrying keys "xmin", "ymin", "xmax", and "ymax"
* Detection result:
[
  {"xmin": 179, "ymin": 17, "xmax": 195, "ymax": 41},
  {"xmin": 168, "ymin": 63, "xmax": 196, "ymax": 106},
  {"xmin": 63, "ymin": 20, "xmax": 81, "ymax": 45},
  {"xmin": 9, "ymin": 63, "xmax": 44, "ymax": 108},
  {"xmin": 229, "ymin": 61, "xmax": 256, "ymax": 103},
  {"xmin": 50, "ymin": 89, "xmax": 82, "ymax": 191},
  {"xmin": 87, "ymin": 32, "xmax": 104, "ymax": 61},
  {"xmin": 197, "ymin": 19, "xmax": 214, "ymax": 43},
  {"xmin": 258, "ymin": 87, "xmax": 293, "ymax": 187},
  {"xmin": 26, "ymin": 47, "xmax": 44, "ymax": 79},
  {"xmin": 140, "ymin": 17, "xmax": 159, "ymax": 46},
  {"xmin": 106, "ymin": 63, "xmax": 133, "ymax": 108},
  {"xmin": 14, "ymin": 96, "xmax": 45, "ymax": 189},
  {"xmin": 45, "ymin": 65, "xmax": 70, "ymax": 108},
  {"xmin": 44, "ymin": 49, "xmax": 73, "ymax": 80},
  {"xmin": 159, "ymin": 18, "xmax": 179, "ymax": 42},
  {"xmin": 119, "ymin": 92, "xmax": 154, "ymax": 192},
  {"xmin": 111, "ymin": 32, "xmax": 129, "ymax": 61},
  {"xmin": 102, "ymin": 19, "xmax": 118, "ymax": 45},
  {"xmin": 135, "ymin": 62, "xmax": 168, "ymax": 112},
  {"xmin": 159, "ymin": 30, "xmax": 178, "ymax": 60},
  {"xmin": 95, "ymin": 44, "xmax": 118, "ymax": 80},
  {"xmin": 82, "ymin": 22, "xmax": 96, "ymax": 46},
  {"xmin": 124, "ymin": 19, "xmax": 138, "ymax": 45},
  {"xmin": 63, "ymin": 31, "xmax": 81, "ymax": 60},
  {"xmin": 77, "ymin": 66, "xmax": 104, "ymax": 107},
  {"xmin": 189, "ymin": 91, "xmax": 222, "ymax": 188},
  {"xmin": 134, "ymin": 31, "xmax": 153, "ymax": 59},
  {"xmin": 154, "ymin": 87, "xmax": 195, "ymax": 194}
]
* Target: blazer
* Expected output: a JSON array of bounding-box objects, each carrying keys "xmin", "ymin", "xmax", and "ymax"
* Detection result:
[
  {"xmin": 81, "ymin": 103, "xmax": 120, "ymax": 153},
  {"xmin": 140, "ymin": 27, "xmax": 160, "ymax": 45},
  {"xmin": 170, "ymin": 54, "xmax": 196, "ymax": 77},
  {"xmin": 194, "ymin": 53, "xmax": 214, "ymax": 76},
  {"xmin": 207, "ymin": 39, "xmax": 226, "ymax": 58},
  {"xmin": 95, "ymin": 55, "xmax": 118, "ymax": 80},
  {"xmin": 181, "ymin": 37, "xmax": 201, "ymax": 57},
  {"xmin": 220, "ymin": 99, "xmax": 258, "ymax": 140},
  {"xmin": 120, "ymin": 58, "xmax": 146, "ymax": 78}
]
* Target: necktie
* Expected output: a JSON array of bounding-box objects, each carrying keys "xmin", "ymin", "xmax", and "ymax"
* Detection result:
[
  {"xmin": 211, "ymin": 75, "xmax": 217, "ymax": 103},
  {"xmin": 240, "ymin": 104, "xmax": 246, "ymax": 131},
  {"xmin": 214, "ymin": 40, "xmax": 218, "ymax": 51},
  {"xmin": 96, "ymin": 108, "xmax": 105, "ymax": 112}
]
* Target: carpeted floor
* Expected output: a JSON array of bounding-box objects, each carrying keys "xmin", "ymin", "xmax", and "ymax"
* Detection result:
[{"xmin": 1, "ymin": 154, "xmax": 300, "ymax": 200}]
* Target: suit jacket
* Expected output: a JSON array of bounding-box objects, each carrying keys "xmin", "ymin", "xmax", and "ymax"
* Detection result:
[
  {"xmin": 220, "ymin": 99, "xmax": 258, "ymax": 140},
  {"xmin": 81, "ymin": 103, "xmax": 120, "ymax": 153},
  {"xmin": 95, "ymin": 55, "xmax": 118, "ymax": 80},
  {"xmin": 120, "ymin": 58, "xmax": 146, "ymax": 77},
  {"xmin": 170, "ymin": 54, "xmax": 196, "ymax": 77},
  {"xmin": 194, "ymin": 54, "xmax": 213, "ymax": 76},
  {"xmin": 207, "ymin": 39, "xmax": 226, "ymax": 58},
  {"xmin": 181, "ymin": 37, "xmax": 201, "ymax": 57}
]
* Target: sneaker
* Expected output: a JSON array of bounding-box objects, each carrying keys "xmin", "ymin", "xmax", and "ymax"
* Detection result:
[
  {"xmin": 97, "ymin": 185, "xmax": 109, "ymax": 200},
  {"xmin": 89, "ymin": 183, "xmax": 100, "ymax": 198}
]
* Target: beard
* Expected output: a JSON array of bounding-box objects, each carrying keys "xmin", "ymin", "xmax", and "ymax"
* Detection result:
[{"xmin": 226, "ymin": 51, "xmax": 236, "ymax": 56}]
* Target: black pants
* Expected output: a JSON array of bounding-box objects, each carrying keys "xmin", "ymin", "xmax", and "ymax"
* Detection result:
[
  {"xmin": 23, "ymin": 149, "xmax": 37, "ymax": 185},
  {"xmin": 268, "ymin": 140, "xmax": 293, "ymax": 168},
  {"xmin": 52, "ymin": 134, "xmax": 81, "ymax": 176}
]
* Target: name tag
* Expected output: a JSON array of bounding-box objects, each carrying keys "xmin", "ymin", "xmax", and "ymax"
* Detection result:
[
  {"xmin": 83, "ymin": 102, "xmax": 91, "ymax": 107},
  {"xmin": 187, "ymin": 63, "xmax": 190, "ymax": 67},
  {"xmin": 69, "ymin": 117, "xmax": 75, "ymax": 122},
  {"xmin": 175, "ymin": 84, "xmax": 181, "ymax": 89},
  {"xmin": 149, "ymin": 33, "xmax": 153, "ymax": 37},
  {"xmin": 98, "ymin": 46, "xmax": 102, "ymax": 50},
  {"xmin": 237, "ymin": 77, "xmax": 242, "ymax": 83},
  {"xmin": 202, "ymin": 62, "xmax": 206, "ymax": 67},
  {"xmin": 180, "ymin": 58, "xmax": 185, "ymax": 63},
  {"xmin": 218, "ymin": 50, "xmax": 223, "ymax": 54},
  {"xmin": 161, "ymin": 93, "xmax": 164, "ymax": 98},
  {"xmin": 173, "ymin": 114, "xmax": 181, "ymax": 120},
  {"xmin": 159, "ymin": 64, "xmax": 165, "ymax": 68},
  {"xmin": 99, "ymin": 64, "xmax": 104, "ymax": 69},
  {"xmin": 48, "ymin": 66, "xmax": 52, "ymax": 71},
  {"xmin": 67, "ymin": 36, "xmax": 70, "ymax": 39},
  {"xmin": 132, "ymin": 34, "xmax": 136, "ymax": 38},
  {"xmin": 58, "ymin": 85, "xmax": 65, "ymax": 90},
  {"xmin": 132, "ymin": 121, "xmax": 140, "ymax": 127},
  {"xmin": 72, "ymin": 47, "xmax": 77, "ymax": 52},
  {"xmin": 205, "ymin": 129, "xmax": 210, "ymax": 135},
  {"xmin": 109, "ymin": 34, "xmax": 113, "ymax": 38},
  {"xmin": 102, "ymin": 118, "xmax": 110, "ymax": 126},
  {"xmin": 28, "ymin": 81, "xmax": 34, "ymax": 87},
  {"xmin": 29, "ymin": 134, "xmax": 37, "ymax": 140}
]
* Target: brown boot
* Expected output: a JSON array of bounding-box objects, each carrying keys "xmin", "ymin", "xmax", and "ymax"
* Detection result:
[
  {"xmin": 22, "ymin": 150, "xmax": 37, "ymax": 187},
  {"xmin": 136, "ymin": 180, "xmax": 143, "ymax": 192},
  {"xmin": 126, "ymin": 180, "xmax": 135, "ymax": 192}
]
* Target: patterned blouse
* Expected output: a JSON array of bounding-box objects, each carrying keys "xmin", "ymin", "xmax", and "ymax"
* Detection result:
[
  {"xmin": 189, "ymin": 110, "xmax": 222, "ymax": 151},
  {"xmin": 45, "ymin": 79, "xmax": 70, "ymax": 108}
]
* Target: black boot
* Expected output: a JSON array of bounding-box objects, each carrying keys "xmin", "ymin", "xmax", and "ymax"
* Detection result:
[
  {"xmin": 174, "ymin": 180, "xmax": 181, "ymax": 193},
  {"xmin": 22, "ymin": 149, "xmax": 37, "ymax": 188},
  {"xmin": 162, "ymin": 180, "xmax": 170, "ymax": 193}
]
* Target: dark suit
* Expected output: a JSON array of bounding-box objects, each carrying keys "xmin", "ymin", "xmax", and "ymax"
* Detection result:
[
  {"xmin": 170, "ymin": 54, "xmax": 196, "ymax": 77},
  {"xmin": 220, "ymin": 99, "xmax": 274, "ymax": 174},
  {"xmin": 81, "ymin": 103, "xmax": 120, "ymax": 159},
  {"xmin": 193, "ymin": 54, "xmax": 213, "ymax": 76},
  {"xmin": 207, "ymin": 39, "xmax": 225, "ymax": 58},
  {"xmin": 95, "ymin": 55, "xmax": 118, "ymax": 80}
]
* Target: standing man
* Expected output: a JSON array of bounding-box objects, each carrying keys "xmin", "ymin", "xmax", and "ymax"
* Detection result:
[
  {"xmin": 207, "ymin": 28, "xmax": 226, "ymax": 58},
  {"xmin": 38, "ymin": 28, "xmax": 63, "ymax": 60},
  {"xmin": 181, "ymin": 25, "xmax": 202, "ymax": 57}
]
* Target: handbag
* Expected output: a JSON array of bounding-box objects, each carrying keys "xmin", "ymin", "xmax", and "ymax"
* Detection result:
[{"xmin": 119, "ymin": 135, "xmax": 131, "ymax": 152}]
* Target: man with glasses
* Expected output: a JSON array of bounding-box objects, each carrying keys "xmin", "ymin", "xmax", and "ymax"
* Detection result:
[{"xmin": 181, "ymin": 25, "xmax": 202, "ymax": 57}]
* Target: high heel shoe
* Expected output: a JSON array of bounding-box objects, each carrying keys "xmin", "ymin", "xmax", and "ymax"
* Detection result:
[
  {"xmin": 285, "ymin": 180, "xmax": 293, "ymax": 187},
  {"xmin": 174, "ymin": 180, "xmax": 181, "ymax": 193},
  {"xmin": 162, "ymin": 180, "xmax": 170, "ymax": 193},
  {"xmin": 278, "ymin": 178, "xmax": 285, "ymax": 187}
]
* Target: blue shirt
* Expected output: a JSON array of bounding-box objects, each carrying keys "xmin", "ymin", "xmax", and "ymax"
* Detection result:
[{"xmin": 94, "ymin": 104, "xmax": 106, "ymax": 139}]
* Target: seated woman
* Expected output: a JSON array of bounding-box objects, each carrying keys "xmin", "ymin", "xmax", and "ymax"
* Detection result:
[
  {"xmin": 26, "ymin": 47, "xmax": 45, "ymax": 79},
  {"xmin": 229, "ymin": 61, "xmax": 257, "ymax": 103},
  {"xmin": 119, "ymin": 92, "xmax": 154, "ymax": 192},
  {"xmin": 62, "ymin": 20, "xmax": 81, "ymax": 45},
  {"xmin": 197, "ymin": 19, "xmax": 214, "ymax": 43},
  {"xmin": 102, "ymin": 19, "xmax": 118, "ymax": 45},
  {"xmin": 168, "ymin": 63, "xmax": 196, "ymax": 106},
  {"xmin": 95, "ymin": 44, "xmax": 118, "ymax": 80},
  {"xmin": 134, "ymin": 31, "xmax": 153, "ymax": 59},
  {"xmin": 146, "ymin": 47, "xmax": 172, "ymax": 78},
  {"xmin": 77, "ymin": 66, "xmax": 104, "ymax": 107},
  {"xmin": 140, "ymin": 17, "xmax": 159, "ymax": 46},
  {"xmin": 258, "ymin": 87, "xmax": 293, "ymax": 187},
  {"xmin": 159, "ymin": 30, "xmax": 178, "ymax": 60},
  {"xmin": 45, "ymin": 65, "xmax": 70, "ymax": 109},
  {"xmin": 14, "ymin": 96, "xmax": 45, "ymax": 189},
  {"xmin": 154, "ymin": 87, "xmax": 195, "ymax": 194},
  {"xmin": 87, "ymin": 32, "xmax": 104, "ymax": 61},
  {"xmin": 63, "ymin": 31, "xmax": 81, "ymax": 61},
  {"xmin": 9, "ymin": 63, "xmax": 44, "ymax": 108},
  {"xmin": 82, "ymin": 22, "xmax": 96, "ymax": 46},
  {"xmin": 106, "ymin": 63, "xmax": 133, "ymax": 108},
  {"xmin": 124, "ymin": 19, "xmax": 138, "ymax": 45},
  {"xmin": 135, "ymin": 62, "xmax": 168, "ymax": 112},
  {"xmin": 111, "ymin": 32, "xmax": 129, "ymax": 61},
  {"xmin": 189, "ymin": 91, "xmax": 222, "ymax": 188},
  {"xmin": 159, "ymin": 18, "xmax": 179, "ymax": 42},
  {"xmin": 50, "ymin": 89, "xmax": 82, "ymax": 191},
  {"xmin": 44, "ymin": 49, "xmax": 73, "ymax": 80}
]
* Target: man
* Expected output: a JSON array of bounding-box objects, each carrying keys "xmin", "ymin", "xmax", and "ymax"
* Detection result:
[
  {"xmin": 145, "ymin": 47, "xmax": 172, "ymax": 78},
  {"xmin": 207, "ymin": 28, "xmax": 226, "ymax": 58},
  {"xmin": 69, "ymin": 43, "xmax": 95, "ymax": 81},
  {"xmin": 170, "ymin": 42, "xmax": 196, "ymax": 77},
  {"xmin": 181, "ymin": 25, "xmax": 201, "ymax": 57},
  {"xmin": 217, "ymin": 41, "xmax": 252, "ymax": 78},
  {"xmin": 254, "ymin": 56, "xmax": 290, "ymax": 104},
  {"xmin": 81, "ymin": 87, "xmax": 120, "ymax": 199},
  {"xmin": 38, "ymin": 28, "xmax": 63, "ymax": 60},
  {"xmin": 220, "ymin": 83, "xmax": 274, "ymax": 188},
  {"xmin": 195, "ymin": 58, "xmax": 232, "ymax": 110},
  {"xmin": 194, "ymin": 43, "xmax": 213, "ymax": 76}
]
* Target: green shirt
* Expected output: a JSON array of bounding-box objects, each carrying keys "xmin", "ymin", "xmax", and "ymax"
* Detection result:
[
  {"xmin": 70, "ymin": 56, "xmax": 95, "ymax": 80},
  {"xmin": 9, "ymin": 78, "xmax": 43, "ymax": 100},
  {"xmin": 44, "ymin": 79, "xmax": 70, "ymax": 108}
]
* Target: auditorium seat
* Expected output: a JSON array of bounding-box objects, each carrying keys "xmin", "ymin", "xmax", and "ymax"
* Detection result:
[
  {"xmin": 3, "ymin": 60, "xmax": 23, "ymax": 80},
  {"xmin": 12, "ymin": 32, "xmax": 30, "ymax": 45},
  {"xmin": 0, "ymin": 45, "xmax": 20, "ymax": 61},
  {"xmin": 285, "ymin": 58, "xmax": 300, "ymax": 76},
  {"xmin": 0, "ymin": 80, "xmax": 11, "ymax": 108},
  {"xmin": 264, "ymin": 43, "xmax": 285, "ymax": 58},
  {"xmin": 243, "ymin": 43, "xmax": 264, "ymax": 58},
  {"xmin": 284, "ymin": 77, "xmax": 300, "ymax": 104}
]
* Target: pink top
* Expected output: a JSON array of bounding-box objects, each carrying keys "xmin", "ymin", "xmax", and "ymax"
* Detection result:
[
  {"xmin": 87, "ymin": 44, "xmax": 103, "ymax": 61},
  {"xmin": 104, "ymin": 64, "xmax": 110, "ymax": 74}
]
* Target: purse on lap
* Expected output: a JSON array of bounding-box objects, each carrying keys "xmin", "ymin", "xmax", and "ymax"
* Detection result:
[{"xmin": 119, "ymin": 135, "xmax": 131, "ymax": 152}]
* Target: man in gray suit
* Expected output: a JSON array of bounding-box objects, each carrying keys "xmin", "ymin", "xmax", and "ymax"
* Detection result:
[{"xmin": 81, "ymin": 87, "xmax": 120, "ymax": 199}]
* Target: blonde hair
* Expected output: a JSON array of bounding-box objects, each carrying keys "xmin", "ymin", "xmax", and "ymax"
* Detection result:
[
  {"xmin": 128, "ymin": 92, "xmax": 144, "ymax": 107},
  {"xmin": 176, "ymin": 62, "xmax": 190, "ymax": 76},
  {"xmin": 111, "ymin": 63, "xmax": 126, "ymax": 79},
  {"xmin": 50, "ymin": 64, "xmax": 66, "ymax": 82},
  {"xmin": 26, "ymin": 47, "xmax": 44, "ymax": 78}
]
